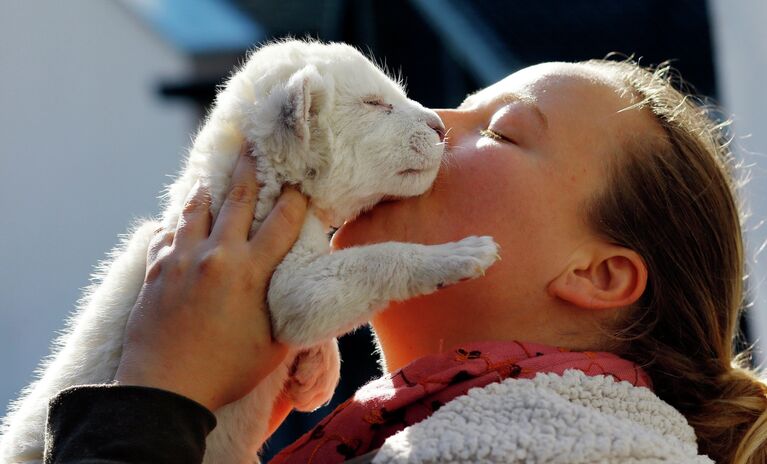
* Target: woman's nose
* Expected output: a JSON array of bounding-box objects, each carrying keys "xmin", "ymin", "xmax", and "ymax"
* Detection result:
[
  {"xmin": 433, "ymin": 109, "xmax": 466, "ymax": 146},
  {"xmin": 428, "ymin": 118, "xmax": 446, "ymax": 143}
]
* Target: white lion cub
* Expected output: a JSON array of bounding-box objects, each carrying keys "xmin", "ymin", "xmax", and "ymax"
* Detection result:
[{"xmin": 0, "ymin": 40, "xmax": 499, "ymax": 463}]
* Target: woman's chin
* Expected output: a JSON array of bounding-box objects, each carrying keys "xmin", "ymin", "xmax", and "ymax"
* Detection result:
[
  {"xmin": 330, "ymin": 221, "xmax": 361, "ymax": 250},
  {"xmin": 331, "ymin": 210, "xmax": 380, "ymax": 249},
  {"xmin": 332, "ymin": 198, "xmax": 411, "ymax": 249}
]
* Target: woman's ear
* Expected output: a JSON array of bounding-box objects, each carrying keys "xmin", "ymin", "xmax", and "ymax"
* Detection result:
[{"xmin": 548, "ymin": 244, "xmax": 647, "ymax": 310}]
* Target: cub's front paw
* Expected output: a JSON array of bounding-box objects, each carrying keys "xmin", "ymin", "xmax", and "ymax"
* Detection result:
[
  {"xmin": 284, "ymin": 339, "xmax": 340, "ymax": 411},
  {"xmin": 419, "ymin": 235, "xmax": 500, "ymax": 293}
]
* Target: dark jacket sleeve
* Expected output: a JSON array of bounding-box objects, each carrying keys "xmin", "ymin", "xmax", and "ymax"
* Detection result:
[{"xmin": 44, "ymin": 385, "xmax": 217, "ymax": 464}]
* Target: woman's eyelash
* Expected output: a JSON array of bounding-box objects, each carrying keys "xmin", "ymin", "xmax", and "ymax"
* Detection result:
[{"xmin": 480, "ymin": 128, "xmax": 513, "ymax": 143}]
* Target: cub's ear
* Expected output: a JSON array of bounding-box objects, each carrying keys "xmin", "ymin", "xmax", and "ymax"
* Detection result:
[{"xmin": 281, "ymin": 65, "xmax": 332, "ymax": 147}]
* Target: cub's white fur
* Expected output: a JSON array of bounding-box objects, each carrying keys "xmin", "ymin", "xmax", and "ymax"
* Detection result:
[{"xmin": 0, "ymin": 40, "xmax": 499, "ymax": 463}]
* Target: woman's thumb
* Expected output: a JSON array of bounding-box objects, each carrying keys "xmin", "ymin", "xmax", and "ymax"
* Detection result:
[{"xmin": 251, "ymin": 187, "xmax": 308, "ymax": 270}]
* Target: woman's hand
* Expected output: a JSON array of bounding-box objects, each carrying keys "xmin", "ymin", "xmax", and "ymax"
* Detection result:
[{"xmin": 115, "ymin": 149, "xmax": 308, "ymax": 412}]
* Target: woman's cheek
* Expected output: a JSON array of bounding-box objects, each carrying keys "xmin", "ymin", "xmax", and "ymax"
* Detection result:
[{"xmin": 333, "ymin": 147, "xmax": 520, "ymax": 249}]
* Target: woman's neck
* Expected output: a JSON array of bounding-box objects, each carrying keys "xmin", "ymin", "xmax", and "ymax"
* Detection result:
[
  {"xmin": 370, "ymin": 282, "xmax": 609, "ymax": 373},
  {"xmin": 370, "ymin": 288, "xmax": 517, "ymax": 372}
]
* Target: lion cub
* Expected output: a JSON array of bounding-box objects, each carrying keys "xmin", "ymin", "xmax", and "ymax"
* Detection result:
[{"xmin": 0, "ymin": 40, "xmax": 498, "ymax": 463}]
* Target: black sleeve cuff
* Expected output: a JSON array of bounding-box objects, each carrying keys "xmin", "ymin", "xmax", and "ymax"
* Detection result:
[{"xmin": 44, "ymin": 384, "xmax": 217, "ymax": 464}]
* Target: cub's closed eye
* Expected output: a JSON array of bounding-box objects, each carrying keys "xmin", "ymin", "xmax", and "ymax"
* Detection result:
[
  {"xmin": 363, "ymin": 98, "xmax": 394, "ymax": 111},
  {"xmin": 480, "ymin": 128, "xmax": 515, "ymax": 144}
]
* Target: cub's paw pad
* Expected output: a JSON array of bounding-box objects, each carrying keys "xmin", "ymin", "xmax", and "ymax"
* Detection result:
[
  {"xmin": 428, "ymin": 235, "xmax": 500, "ymax": 284},
  {"xmin": 449, "ymin": 235, "xmax": 500, "ymax": 272},
  {"xmin": 284, "ymin": 340, "xmax": 340, "ymax": 412}
]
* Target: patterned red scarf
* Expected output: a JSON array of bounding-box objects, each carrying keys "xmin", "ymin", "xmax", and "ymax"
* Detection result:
[{"xmin": 270, "ymin": 340, "xmax": 651, "ymax": 463}]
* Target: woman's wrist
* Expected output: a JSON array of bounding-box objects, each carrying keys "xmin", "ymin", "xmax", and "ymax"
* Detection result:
[{"xmin": 114, "ymin": 361, "xmax": 219, "ymax": 411}]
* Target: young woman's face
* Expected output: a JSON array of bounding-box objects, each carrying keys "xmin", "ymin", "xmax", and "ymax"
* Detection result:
[{"xmin": 332, "ymin": 63, "xmax": 654, "ymax": 337}]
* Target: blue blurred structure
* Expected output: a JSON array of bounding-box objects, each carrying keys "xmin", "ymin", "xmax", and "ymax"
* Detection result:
[
  {"xmin": 409, "ymin": 0, "xmax": 523, "ymax": 85},
  {"xmin": 147, "ymin": 0, "xmax": 718, "ymax": 107},
  {"xmin": 122, "ymin": 0, "xmax": 264, "ymax": 53}
]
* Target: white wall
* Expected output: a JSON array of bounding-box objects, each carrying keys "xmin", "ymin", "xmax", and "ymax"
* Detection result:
[
  {"xmin": 0, "ymin": 2, "xmax": 194, "ymax": 413},
  {"xmin": 709, "ymin": 0, "xmax": 767, "ymax": 360}
]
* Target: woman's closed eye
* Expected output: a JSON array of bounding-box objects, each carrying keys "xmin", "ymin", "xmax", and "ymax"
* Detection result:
[{"xmin": 480, "ymin": 128, "xmax": 517, "ymax": 144}]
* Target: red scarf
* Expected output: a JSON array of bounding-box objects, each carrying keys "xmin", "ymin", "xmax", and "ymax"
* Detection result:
[{"xmin": 270, "ymin": 340, "xmax": 650, "ymax": 463}]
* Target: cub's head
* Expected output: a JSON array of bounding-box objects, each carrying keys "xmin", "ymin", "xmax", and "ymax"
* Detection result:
[{"xmin": 234, "ymin": 40, "xmax": 445, "ymax": 223}]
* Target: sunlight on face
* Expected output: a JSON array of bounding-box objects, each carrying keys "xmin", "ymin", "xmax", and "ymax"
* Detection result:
[{"xmin": 332, "ymin": 63, "xmax": 658, "ymax": 361}]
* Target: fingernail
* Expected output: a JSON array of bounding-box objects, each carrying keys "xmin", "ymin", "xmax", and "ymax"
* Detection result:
[
  {"xmin": 189, "ymin": 178, "xmax": 210, "ymax": 202},
  {"xmin": 284, "ymin": 186, "xmax": 306, "ymax": 201},
  {"xmin": 281, "ymin": 187, "xmax": 307, "ymax": 211},
  {"xmin": 241, "ymin": 143, "xmax": 253, "ymax": 157}
]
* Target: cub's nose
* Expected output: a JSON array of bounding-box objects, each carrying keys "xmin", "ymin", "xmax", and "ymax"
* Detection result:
[{"xmin": 427, "ymin": 117, "xmax": 446, "ymax": 143}]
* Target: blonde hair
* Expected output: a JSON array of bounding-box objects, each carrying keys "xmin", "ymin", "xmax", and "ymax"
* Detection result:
[{"xmin": 583, "ymin": 59, "xmax": 767, "ymax": 464}]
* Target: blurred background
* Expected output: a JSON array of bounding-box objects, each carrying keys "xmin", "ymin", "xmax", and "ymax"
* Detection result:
[{"xmin": 1, "ymin": 0, "xmax": 765, "ymax": 458}]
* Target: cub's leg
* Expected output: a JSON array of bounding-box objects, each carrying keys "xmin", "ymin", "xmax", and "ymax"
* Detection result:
[
  {"xmin": 269, "ymin": 235, "xmax": 500, "ymax": 347},
  {"xmin": 283, "ymin": 339, "xmax": 340, "ymax": 411},
  {"xmin": 202, "ymin": 361, "xmax": 289, "ymax": 464}
]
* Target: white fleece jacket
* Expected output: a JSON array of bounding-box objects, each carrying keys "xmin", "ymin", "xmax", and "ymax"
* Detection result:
[{"xmin": 370, "ymin": 369, "xmax": 713, "ymax": 463}]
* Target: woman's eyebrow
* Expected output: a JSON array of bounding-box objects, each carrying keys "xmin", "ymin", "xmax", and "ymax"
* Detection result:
[
  {"xmin": 458, "ymin": 91, "xmax": 549, "ymax": 133},
  {"xmin": 501, "ymin": 93, "xmax": 549, "ymax": 133}
]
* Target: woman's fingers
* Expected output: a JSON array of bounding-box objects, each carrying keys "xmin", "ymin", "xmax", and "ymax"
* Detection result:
[
  {"xmin": 251, "ymin": 187, "xmax": 308, "ymax": 272},
  {"xmin": 174, "ymin": 179, "xmax": 212, "ymax": 248},
  {"xmin": 147, "ymin": 226, "xmax": 174, "ymax": 263},
  {"xmin": 211, "ymin": 149, "xmax": 260, "ymax": 242}
]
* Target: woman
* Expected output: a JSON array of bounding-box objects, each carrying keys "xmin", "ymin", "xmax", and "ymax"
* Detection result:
[{"xmin": 44, "ymin": 60, "xmax": 767, "ymax": 463}]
